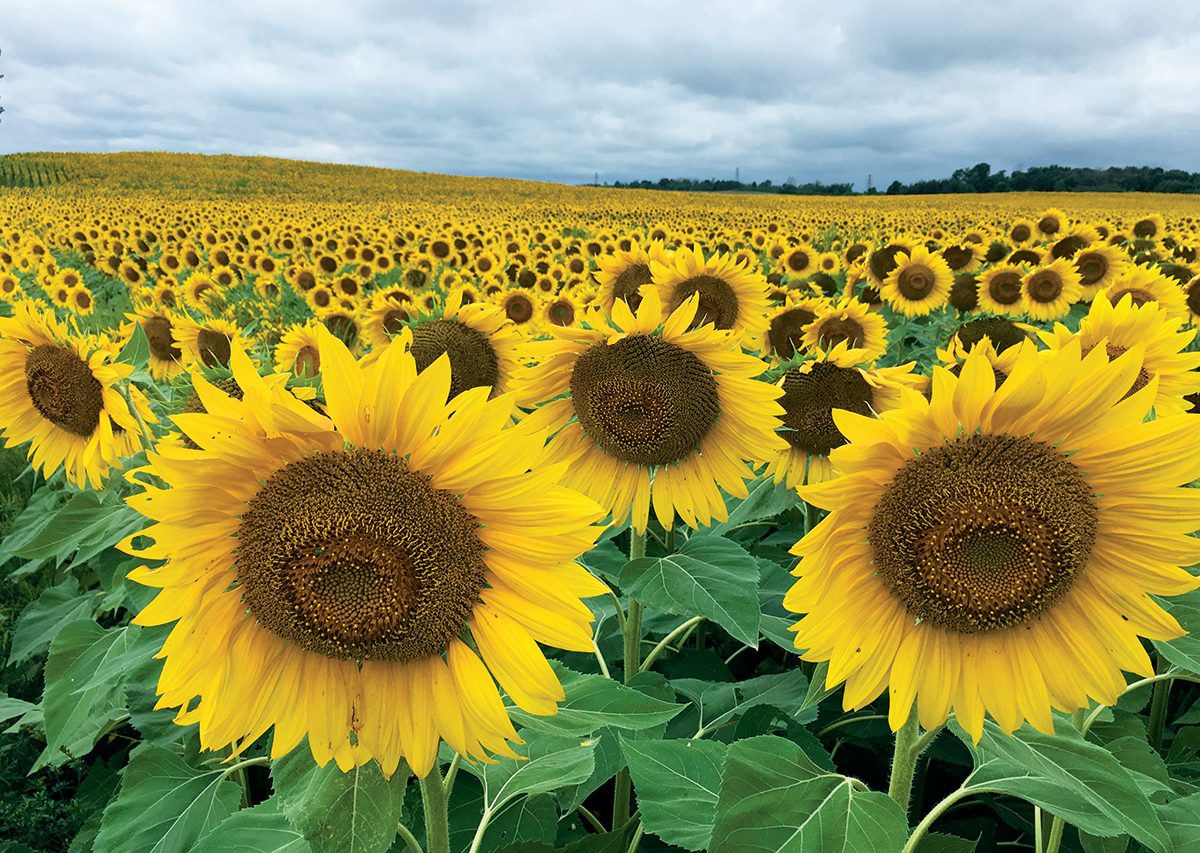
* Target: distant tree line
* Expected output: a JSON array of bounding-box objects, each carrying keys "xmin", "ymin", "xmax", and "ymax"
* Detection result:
[
  {"xmin": 885, "ymin": 163, "xmax": 1200, "ymax": 195},
  {"xmin": 601, "ymin": 177, "xmax": 856, "ymax": 195}
]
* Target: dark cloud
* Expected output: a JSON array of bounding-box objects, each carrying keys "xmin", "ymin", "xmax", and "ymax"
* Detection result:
[{"xmin": 2, "ymin": 1, "xmax": 1197, "ymax": 189}]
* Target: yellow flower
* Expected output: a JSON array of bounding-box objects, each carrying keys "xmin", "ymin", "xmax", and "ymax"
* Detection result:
[{"xmin": 880, "ymin": 246, "xmax": 952, "ymax": 316}]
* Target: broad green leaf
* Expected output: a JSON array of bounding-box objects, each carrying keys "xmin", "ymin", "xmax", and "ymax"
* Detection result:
[
  {"xmin": 94, "ymin": 746, "xmax": 241, "ymax": 853},
  {"xmin": 1157, "ymin": 793, "xmax": 1200, "ymax": 849},
  {"xmin": 621, "ymin": 738, "xmax": 726, "ymax": 851},
  {"xmin": 448, "ymin": 767, "xmax": 560, "ymax": 853},
  {"xmin": 1078, "ymin": 831, "xmax": 1129, "ymax": 853},
  {"xmin": 579, "ymin": 539, "xmax": 626, "ymax": 584},
  {"xmin": 674, "ymin": 669, "xmax": 813, "ymax": 736},
  {"xmin": 8, "ymin": 576, "xmax": 99, "ymax": 664},
  {"xmin": 708, "ymin": 477, "xmax": 797, "ymax": 537},
  {"xmin": 478, "ymin": 731, "xmax": 596, "ymax": 812},
  {"xmin": 118, "ymin": 321, "xmax": 151, "ymax": 369},
  {"xmin": 0, "ymin": 485, "xmax": 65, "ymax": 563},
  {"xmin": 508, "ymin": 665, "xmax": 684, "ymax": 736},
  {"xmin": 960, "ymin": 720, "xmax": 1171, "ymax": 852},
  {"xmin": 554, "ymin": 730, "xmax": 625, "ymax": 813},
  {"xmin": 710, "ymin": 736, "xmax": 908, "ymax": 853},
  {"xmin": 7, "ymin": 487, "xmax": 144, "ymax": 568},
  {"xmin": 0, "ymin": 694, "xmax": 37, "ymax": 725},
  {"xmin": 1154, "ymin": 602, "xmax": 1200, "ymax": 675},
  {"xmin": 756, "ymin": 557, "xmax": 799, "ymax": 651},
  {"xmin": 193, "ymin": 802, "xmax": 312, "ymax": 853},
  {"xmin": 36, "ymin": 620, "xmax": 145, "ymax": 770},
  {"xmin": 915, "ymin": 833, "xmax": 978, "ymax": 852},
  {"xmin": 272, "ymin": 749, "xmax": 409, "ymax": 853},
  {"xmin": 619, "ymin": 534, "xmax": 760, "ymax": 646}
]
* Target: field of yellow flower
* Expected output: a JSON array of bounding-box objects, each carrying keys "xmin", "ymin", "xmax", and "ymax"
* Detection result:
[{"xmin": 2, "ymin": 151, "xmax": 1200, "ymax": 853}]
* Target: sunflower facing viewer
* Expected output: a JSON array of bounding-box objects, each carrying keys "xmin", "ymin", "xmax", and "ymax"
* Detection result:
[
  {"xmin": 785, "ymin": 340, "xmax": 1200, "ymax": 740},
  {"xmin": 122, "ymin": 329, "xmax": 607, "ymax": 777}
]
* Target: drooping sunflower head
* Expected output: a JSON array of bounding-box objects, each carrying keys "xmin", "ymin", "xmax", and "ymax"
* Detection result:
[
  {"xmin": 123, "ymin": 331, "xmax": 607, "ymax": 777},
  {"xmin": 880, "ymin": 246, "xmax": 953, "ymax": 317},
  {"xmin": 516, "ymin": 287, "xmax": 785, "ymax": 533},
  {"xmin": 801, "ymin": 299, "xmax": 889, "ymax": 362},
  {"xmin": 650, "ymin": 244, "xmax": 770, "ymax": 343},
  {"xmin": 126, "ymin": 306, "xmax": 185, "ymax": 380},
  {"xmin": 0, "ymin": 302, "xmax": 141, "ymax": 488},
  {"xmin": 786, "ymin": 341, "xmax": 1200, "ymax": 740}
]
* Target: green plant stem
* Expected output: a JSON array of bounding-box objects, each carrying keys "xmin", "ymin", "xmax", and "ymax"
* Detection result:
[
  {"xmin": 627, "ymin": 823, "xmax": 645, "ymax": 853},
  {"xmin": 395, "ymin": 822, "xmax": 422, "ymax": 853},
  {"xmin": 1044, "ymin": 709, "xmax": 1088, "ymax": 853},
  {"xmin": 640, "ymin": 616, "xmax": 704, "ymax": 673},
  {"xmin": 613, "ymin": 528, "xmax": 647, "ymax": 835},
  {"xmin": 577, "ymin": 805, "xmax": 607, "ymax": 834},
  {"xmin": 1147, "ymin": 653, "xmax": 1173, "ymax": 750},
  {"xmin": 122, "ymin": 382, "xmax": 157, "ymax": 449},
  {"xmin": 420, "ymin": 772, "xmax": 451, "ymax": 853},
  {"xmin": 1034, "ymin": 806, "xmax": 1044, "ymax": 853},
  {"xmin": 443, "ymin": 754, "xmax": 461, "ymax": 797},
  {"xmin": 900, "ymin": 787, "xmax": 981, "ymax": 853},
  {"xmin": 887, "ymin": 713, "xmax": 922, "ymax": 812}
]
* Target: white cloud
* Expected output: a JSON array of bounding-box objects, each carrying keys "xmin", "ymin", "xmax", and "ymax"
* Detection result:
[{"xmin": 2, "ymin": 0, "xmax": 1198, "ymax": 188}]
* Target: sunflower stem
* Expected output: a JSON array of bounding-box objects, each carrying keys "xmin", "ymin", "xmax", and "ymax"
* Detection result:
[
  {"xmin": 887, "ymin": 713, "xmax": 922, "ymax": 813},
  {"xmin": 613, "ymin": 528, "xmax": 647, "ymax": 835},
  {"xmin": 395, "ymin": 822, "xmax": 422, "ymax": 853},
  {"xmin": 1147, "ymin": 653, "xmax": 1173, "ymax": 750},
  {"xmin": 122, "ymin": 381, "xmax": 157, "ymax": 450},
  {"xmin": 1045, "ymin": 709, "xmax": 1091, "ymax": 853},
  {"xmin": 419, "ymin": 772, "xmax": 451, "ymax": 853},
  {"xmin": 640, "ymin": 616, "xmax": 704, "ymax": 673}
]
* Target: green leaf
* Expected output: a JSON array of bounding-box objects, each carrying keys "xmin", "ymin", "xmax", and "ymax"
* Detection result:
[
  {"xmin": 960, "ymin": 720, "xmax": 1171, "ymax": 853},
  {"xmin": 36, "ymin": 620, "xmax": 146, "ymax": 770},
  {"xmin": 915, "ymin": 833, "xmax": 978, "ymax": 852},
  {"xmin": 1157, "ymin": 793, "xmax": 1200, "ymax": 849},
  {"xmin": 1154, "ymin": 601, "xmax": 1200, "ymax": 675},
  {"xmin": 508, "ymin": 665, "xmax": 684, "ymax": 736},
  {"xmin": 674, "ymin": 669, "xmax": 813, "ymax": 736},
  {"xmin": 485, "ymin": 794, "xmax": 558, "ymax": 851},
  {"xmin": 7, "ymin": 488, "xmax": 144, "ymax": 568},
  {"xmin": 8, "ymin": 576, "xmax": 100, "ymax": 664},
  {"xmin": 478, "ymin": 731, "xmax": 596, "ymax": 812},
  {"xmin": 619, "ymin": 534, "xmax": 760, "ymax": 646},
  {"xmin": 1078, "ymin": 831, "xmax": 1129, "ymax": 853},
  {"xmin": 94, "ymin": 746, "xmax": 242, "ymax": 853},
  {"xmin": 118, "ymin": 321, "xmax": 150, "ymax": 369},
  {"xmin": 621, "ymin": 738, "xmax": 726, "ymax": 851},
  {"xmin": 708, "ymin": 477, "xmax": 797, "ymax": 537},
  {"xmin": 756, "ymin": 558, "xmax": 799, "ymax": 651},
  {"xmin": 0, "ymin": 693, "xmax": 37, "ymax": 726},
  {"xmin": 271, "ymin": 749, "xmax": 408, "ymax": 853},
  {"xmin": 193, "ymin": 802, "xmax": 312, "ymax": 853},
  {"xmin": 710, "ymin": 736, "xmax": 909, "ymax": 853},
  {"xmin": 578, "ymin": 540, "xmax": 626, "ymax": 585}
]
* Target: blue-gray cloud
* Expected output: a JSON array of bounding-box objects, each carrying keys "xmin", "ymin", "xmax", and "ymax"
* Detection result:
[{"xmin": 2, "ymin": 0, "xmax": 1198, "ymax": 189}]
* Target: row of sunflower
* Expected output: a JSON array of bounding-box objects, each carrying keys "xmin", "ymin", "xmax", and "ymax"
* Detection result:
[{"xmin": 1, "ymin": 169, "xmax": 1200, "ymax": 851}]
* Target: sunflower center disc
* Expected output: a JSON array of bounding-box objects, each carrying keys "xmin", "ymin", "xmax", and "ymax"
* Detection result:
[
  {"xmin": 779, "ymin": 362, "xmax": 873, "ymax": 456},
  {"xmin": 570, "ymin": 335, "xmax": 719, "ymax": 465},
  {"xmin": 236, "ymin": 448, "xmax": 487, "ymax": 661},
  {"xmin": 409, "ymin": 319, "xmax": 500, "ymax": 400},
  {"xmin": 505, "ymin": 295, "xmax": 534, "ymax": 323},
  {"xmin": 813, "ymin": 317, "xmax": 866, "ymax": 350},
  {"xmin": 24, "ymin": 344, "xmax": 104, "ymax": 437},
  {"xmin": 952, "ymin": 317, "xmax": 1026, "ymax": 353},
  {"xmin": 767, "ymin": 308, "xmax": 816, "ymax": 359},
  {"xmin": 197, "ymin": 329, "xmax": 232, "ymax": 367},
  {"xmin": 142, "ymin": 316, "xmax": 181, "ymax": 363},
  {"xmin": 548, "ymin": 301, "xmax": 575, "ymax": 326},
  {"xmin": 667, "ymin": 274, "xmax": 739, "ymax": 330},
  {"xmin": 869, "ymin": 433, "xmax": 1097, "ymax": 633},
  {"xmin": 1186, "ymin": 282, "xmax": 1200, "ymax": 317},
  {"xmin": 897, "ymin": 265, "xmax": 934, "ymax": 299},
  {"xmin": 1112, "ymin": 287, "xmax": 1155, "ymax": 308},
  {"xmin": 1077, "ymin": 254, "xmax": 1107, "ymax": 285},
  {"xmin": 612, "ymin": 262, "xmax": 652, "ymax": 310},
  {"xmin": 1026, "ymin": 270, "xmax": 1063, "ymax": 303},
  {"xmin": 869, "ymin": 245, "xmax": 906, "ymax": 282},
  {"xmin": 786, "ymin": 250, "xmax": 810, "ymax": 272},
  {"xmin": 987, "ymin": 272, "xmax": 1023, "ymax": 305}
]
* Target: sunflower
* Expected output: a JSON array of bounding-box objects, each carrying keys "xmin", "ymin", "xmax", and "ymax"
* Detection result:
[
  {"xmin": 881, "ymin": 246, "xmax": 952, "ymax": 317},
  {"xmin": 1104, "ymin": 264, "xmax": 1188, "ymax": 322},
  {"xmin": 1072, "ymin": 243, "xmax": 1126, "ymax": 301},
  {"xmin": 274, "ymin": 320, "xmax": 324, "ymax": 379},
  {"xmin": 651, "ymin": 245, "xmax": 770, "ymax": 342},
  {"xmin": 1038, "ymin": 294, "xmax": 1200, "ymax": 416},
  {"xmin": 399, "ymin": 288, "xmax": 523, "ymax": 402},
  {"xmin": 1131, "ymin": 213, "xmax": 1166, "ymax": 241},
  {"xmin": 363, "ymin": 295, "xmax": 412, "ymax": 349},
  {"xmin": 0, "ymin": 302, "xmax": 142, "ymax": 488},
  {"xmin": 777, "ymin": 243, "xmax": 817, "ymax": 280},
  {"xmin": 801, "ymin": 299, "xmax": 888, "ymax": 361},
  {"xmin": 121, "ymin": 330, "xmax": 607, "ymax": 777},
  {"xmin": 0, "ymin": 272, "xmax": 23, "ymax": 302},
  {"xmin": 1034, "ymin": 207, "xmax": 1068, "ymax": 238},
  {"xmin": 976, "ymin": 264, "xmax": 1027, "ymax": 316},
  {"xmin": 1184, "ymin": 275, "xmax": 1200, "ymax": 325},
  {"xmin": 761, "ymin": 296, "xmax": 828, "ymax": 361},
  {"xmin": 1007, "ymin": 219, "xmax": 1037, "ymax": 246},
  {"xmin": 1021, "ymin": 258, "xmax": 1082, "ymax": 321},
  {"xmin": 173, "ymin": 316, "xmax": 242, "ymax": 369},
  {"xmin": 516, "ymin": 287, "xmax": 785, "ymax": 534},
  {"xmin": 865, "ymin": 239, "xmax": 918, "ymax": 287},
  {"xmin": 594, "ymin": 242, "xmax": 672, "ymax": 313},
  {"xmin": 496, "ymin": 288, "xmax": 541, "ymax": 331},
  {"xmin": 765, "ymin": 343, "xmax": 926, "ymax": 488},
  {"xmin": 183, "ymin": 273, "xmax": 221, "ymax": 312},
  {"xmin": 542, "ymin": 293, "xmax": 581, "ymax": 328},
  {"xmin": 786, "ymin": 341, "xmax": 1200, "ymax": 739},
  {"xmin": 68, "ymin": 286, "xmax": 95, "ymax": 317}
]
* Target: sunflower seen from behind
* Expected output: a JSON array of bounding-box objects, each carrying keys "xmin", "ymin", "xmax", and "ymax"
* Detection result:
[
  {"xmin": 516, "ymin": 287, "xmax": 785, "ymax": 534},
  {"xmin": 785, "ymin": 341, "xmax": 1200, "ymax": 739},
  {"xmin": 121, "ymin": 329, "xmax": 607, "ymax": 778},
  {"xmin": 0, "ymin": 302, "xmax": 142, "ymax": 488}
]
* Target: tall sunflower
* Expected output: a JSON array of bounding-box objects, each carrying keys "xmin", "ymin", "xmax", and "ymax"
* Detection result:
[
  {"xmin": 1021, "ymin": 257, "xmax": 1082, "ymax": 321},
  {"xmin": 650, "ymin": 245, "xmax": 770, "ymax": 343},
  {"xmin": 1104, "ymin": 265, "xmax": 1188, "ymax": 322},
  {"xmin": 593, "ymin": 243, "xmax": 670, "ymax": 314},
  {"xmin": 786, "ymin": 341, "xmax": 1200, "ymax": 739},
  {"xmin": 801, "ymin": 299, "xmax": 889, "ymax": 361},
  {"xmin": 976, "ymin": 264, "xmax": 1027, "ymax": 316},
  {"xmin": 880, "ymin": 246, "xmax": 952, "ymax": 316},
  {"xmin": 122, "ymin": 330, "xmax": 606, "ymax": 778},
  {"xmin": 0, "ymin": 303, "xmax": 142, "ymax": 488},
  {"xmin": 516, "ymin": 287, "xmax": 785, "ymax": 534},
  {"xmin": 1038, "ymin": 294, "xmax": 1200, "ymax": 416},
  {"xmin": 765, "ymin": 343, "xmax": 926, "ymax": 488}
]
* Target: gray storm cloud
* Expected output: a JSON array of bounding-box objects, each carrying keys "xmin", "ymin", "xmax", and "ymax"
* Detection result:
[{"xmin": 1, "ymin": 0, "xmax": 1198, "ymax": 189}]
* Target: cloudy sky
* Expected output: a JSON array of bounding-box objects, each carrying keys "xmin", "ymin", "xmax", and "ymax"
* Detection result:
[{"xmin": 3, "ymin": 1, "xmax": 1199, "ymax": 189}]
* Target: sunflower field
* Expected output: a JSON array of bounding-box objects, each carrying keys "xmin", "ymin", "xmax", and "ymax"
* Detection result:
[{"xmin": 3, "ymin": 152, "xmax": 1200, "ymax": 853}]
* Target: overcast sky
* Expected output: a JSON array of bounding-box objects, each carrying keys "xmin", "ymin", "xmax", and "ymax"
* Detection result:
[{"xmin": 2, "ymin": 1, "xmax": 1199, "ymax": 189}]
